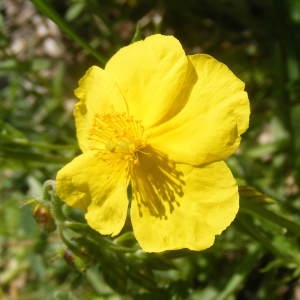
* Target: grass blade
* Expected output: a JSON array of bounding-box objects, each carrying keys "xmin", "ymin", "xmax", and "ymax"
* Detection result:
[{"xmin": 30, "ymin": 0, "xmax": 106, "ymax": 65}]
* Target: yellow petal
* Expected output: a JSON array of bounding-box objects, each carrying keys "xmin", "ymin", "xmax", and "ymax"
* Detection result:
[
  {"xmin": 105, "ymin": 34, "xmax": 189, "ymax": 128},
  {"xmin": 74, "ymin": 66, "xmax": 127, "ymax": 151},
  {"xmin": 130, "ymin": 161, "xmax": 238, "ymax": 252},
  {"xmin": 85, "ymin": 181, "xmax": 128, "ymax": 236},
  {"xmin": 147, "ymin": 54, "xmax": 250, "ymax": 165},
  {"xmin": 56, "ymin": 152, "xmax": 129, "ymax": 236}
]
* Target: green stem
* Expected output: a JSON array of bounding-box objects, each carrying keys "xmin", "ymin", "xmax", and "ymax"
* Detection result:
[
  {"xmin": 131, "ymin": 24, "xmax": 142, "ymax": 43},
  {"xmin": 64, "ymin": 221, "xmax": 138, "ymax": 252},
  {"xmin": 50, "ymin": 193, "xmax": 67, "ymax": 225},
  {"xmin": 60, "ymin": 230, "xmax": 83, "ymax": 256},
  {"xmin": 42, "ymin": 180, "xmax": 56, "ymax": 204},
  {"xmin": 13, "ymin": 139, "xmax": 78, "ymax": 150},
  {"xmin": 0, "ymin": 147, "xmax": 68, "ymax": 164}
]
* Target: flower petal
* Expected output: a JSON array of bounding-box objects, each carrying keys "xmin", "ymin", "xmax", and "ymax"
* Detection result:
[
  {"xmin": 147, "ymin": 54, "xmax": 250, "ymax": 166},
  {"xmin": 74, "ymin": 66, "xmax": 127, "ymax": 151},
  {"xmin": 56, "ymin": 152, "xmax": 129, "ymax": 236},
  {"xmin": 130, "ymin": 161, "xmax": 238, "ymax": 252},
  {"xmin": 105, "ymin": 34, "xmax": 189, "ymax": 128}
]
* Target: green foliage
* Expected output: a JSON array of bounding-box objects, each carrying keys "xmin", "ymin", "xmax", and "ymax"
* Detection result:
[{"xmin": 1, "ymin": 0, "xmax": 300, "ymax": 299}]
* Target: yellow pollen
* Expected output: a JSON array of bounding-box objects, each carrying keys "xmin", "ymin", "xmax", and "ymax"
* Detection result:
[{"xmin": 88, "ymin": 113, "xmax": 145, "ymax": 164}]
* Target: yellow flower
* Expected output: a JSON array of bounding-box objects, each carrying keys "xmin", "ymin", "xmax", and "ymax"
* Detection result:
[{"xmin": 56, "ymin": 34, "xmax": 250, "ymax": 252}]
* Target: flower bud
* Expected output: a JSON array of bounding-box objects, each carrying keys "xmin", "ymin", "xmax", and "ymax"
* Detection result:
[{"xmin": 33, "ymin": 203, "xmax": 56, "ymax": 232}]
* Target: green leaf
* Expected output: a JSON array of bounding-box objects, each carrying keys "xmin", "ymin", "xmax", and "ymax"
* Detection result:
[{"xmin": 0, "ymin": 121, "xmax": 27, "ymax": 143}]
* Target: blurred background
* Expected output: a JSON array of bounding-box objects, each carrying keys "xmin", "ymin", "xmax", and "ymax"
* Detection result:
[{"xmin": 1, "ymin": 0, "xmax": 300, "ymax": 299}]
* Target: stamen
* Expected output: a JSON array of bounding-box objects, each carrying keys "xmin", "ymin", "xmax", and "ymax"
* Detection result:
[
  {"xmin": 88, "ymin": 113, "xmax": 145, "ymax": 161},
  {"xmin": 88, "ymin": 113, "xmax": 184, "ymax": 218},
  {"xmin": 131, "ymin": 146, "xmax": 184, "ymax": 218}
]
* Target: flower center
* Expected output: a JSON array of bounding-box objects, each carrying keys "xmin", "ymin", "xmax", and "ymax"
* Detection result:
[
  {"xmin": 88, "ymin": 113, "xmax": 145, "ymax": 164},
  {"xmin": 88, "ymin": 113, "xmax": 184, "ymax": 218}
]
